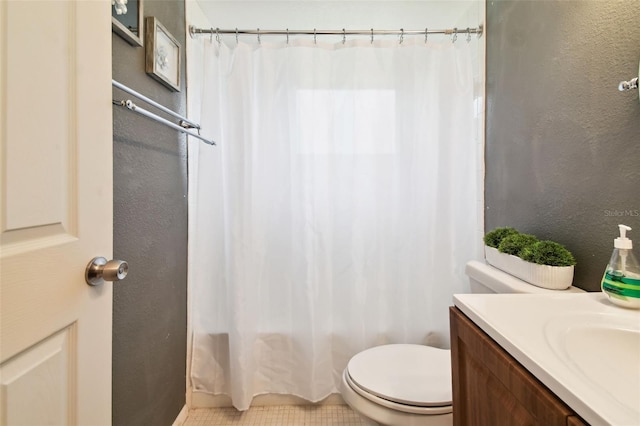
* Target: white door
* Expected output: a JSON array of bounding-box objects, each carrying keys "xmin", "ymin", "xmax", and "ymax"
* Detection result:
[{"xmin": 0, "ymin": 0, "xmax": 113, "ymax": 424}]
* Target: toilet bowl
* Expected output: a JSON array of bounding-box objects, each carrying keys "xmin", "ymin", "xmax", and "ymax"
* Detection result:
[
  {"xmin": 341, "ymin": 260, "xmax": 585, "ymax": 425},
  {"xmin": 340, "ymin": 344, "xmax": 452, "ymax": 426}
]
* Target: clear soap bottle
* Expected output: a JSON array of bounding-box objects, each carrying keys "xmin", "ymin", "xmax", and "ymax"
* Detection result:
[{"xmin": 601, "ymin": 224, "xmax": 640, "ymax": 309}]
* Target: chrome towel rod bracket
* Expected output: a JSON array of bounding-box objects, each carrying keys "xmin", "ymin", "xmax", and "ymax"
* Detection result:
[
  {"xmin": 618, "ymin": 77, "xmax": 638, "ymax": 92},
  {"xmin": 618, "ymin": 59, "xmax": 640, "ymax": 104}
]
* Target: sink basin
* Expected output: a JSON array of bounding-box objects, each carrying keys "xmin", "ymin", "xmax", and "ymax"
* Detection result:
[{"xmin": 545, "ymin": 313, "xmax": 640, "ymax": 419}]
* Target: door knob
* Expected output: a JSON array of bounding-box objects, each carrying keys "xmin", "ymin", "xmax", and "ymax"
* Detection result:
[{"xmin": 85, "ymin": 257, "xmax": 129, "ymax": 286}]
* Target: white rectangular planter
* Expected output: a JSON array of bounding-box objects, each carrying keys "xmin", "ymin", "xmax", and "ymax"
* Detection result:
[{"xmin": 484, "ymin": 246, "xmax": 574, "ymax": 290}]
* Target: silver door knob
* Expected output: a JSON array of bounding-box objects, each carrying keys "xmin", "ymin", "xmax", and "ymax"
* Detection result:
[{"xmin": 85, "ymin": 257, "xmax": 129, "ymax": 286}]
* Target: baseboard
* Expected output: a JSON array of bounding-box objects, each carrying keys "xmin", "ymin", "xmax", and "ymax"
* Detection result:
[
  {"xmin": 190, "ymin": 392, "xmax": 346, "ymax": 408},
  {"xmin": 172, "ymin": 404, "xmax": 189, "ymax": 426}
]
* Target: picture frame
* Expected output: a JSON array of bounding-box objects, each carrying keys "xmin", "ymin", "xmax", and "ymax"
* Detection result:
[
  {"xmin": 112, "ymin": 0, "xmax": 143, "ymax": 47},
  {"xmin": 145, "ymin": 17, "xmax": 181, "ymax": 92}
]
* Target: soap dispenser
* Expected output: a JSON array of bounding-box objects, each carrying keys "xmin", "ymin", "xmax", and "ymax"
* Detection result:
[{"xmin": 601, "ymin": 224, "xmax": 640, "ymax": 309}]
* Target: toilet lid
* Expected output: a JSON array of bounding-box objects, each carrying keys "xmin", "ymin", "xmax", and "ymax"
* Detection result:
[{"xmin": 346, "ymin": 344, "xmax": 452, "ymax": 407}]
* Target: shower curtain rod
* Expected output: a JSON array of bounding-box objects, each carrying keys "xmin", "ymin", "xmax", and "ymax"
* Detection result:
[{"xmin": 189, "ymin": 25, "xmax": 483, "ymax": 41}]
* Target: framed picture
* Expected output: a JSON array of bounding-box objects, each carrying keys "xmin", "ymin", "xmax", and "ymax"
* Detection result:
[
  {"xmin": 145, "ymin": 17, "xmax": 181, "ymax": 92},
  {"xmin": 112, "ymin": 0, "xmax": 143, "ymax": 47}
]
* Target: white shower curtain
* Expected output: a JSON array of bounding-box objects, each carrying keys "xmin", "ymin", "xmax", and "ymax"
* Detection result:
[{"xmin": 188, "ymin": 36, "xmax": 481, "ymax": 410}]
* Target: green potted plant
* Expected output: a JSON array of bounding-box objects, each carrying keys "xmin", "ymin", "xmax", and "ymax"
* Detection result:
[
  {"xmin": 497, "ymin": 233, "xmax": 539, "ymax": 256},
  {"xmin": 520, "ymin": 241, "xmax": 576, "ymax": 267},
  {"xmin": 483, "ymin": 227, "xmax": 519, "ymax": 249},
  {"xmin": 483, "ymin": 228, "xmax": 576, "ymax": 290}
]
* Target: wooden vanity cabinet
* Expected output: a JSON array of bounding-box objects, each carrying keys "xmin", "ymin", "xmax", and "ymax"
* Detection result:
[{"xmin": 449, "ymin": 307, "xmax": 588, "ymax": 426}]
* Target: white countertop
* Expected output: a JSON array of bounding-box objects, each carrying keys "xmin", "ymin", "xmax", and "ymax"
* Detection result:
[{"xmin": 453, "ymin": 293, "xmax": 640, "ymax": 426}]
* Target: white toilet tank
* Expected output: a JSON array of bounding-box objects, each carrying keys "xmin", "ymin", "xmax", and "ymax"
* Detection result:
[{"xmin": 466, "ymin": 260, "xmax": 585, "ymax": 294}]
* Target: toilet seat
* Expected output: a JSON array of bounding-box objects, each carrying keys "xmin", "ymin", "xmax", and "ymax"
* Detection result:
[{"xmin": 345, "ymin": 344, "xmax": 452, "ymax": 415}]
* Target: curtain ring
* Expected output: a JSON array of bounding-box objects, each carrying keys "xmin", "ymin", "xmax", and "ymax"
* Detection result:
[
  {"xmin": 209, "ymin": 27, "xmax": 213, "ymax": 43},
  {"xmin": 235, "ymin": 28, "xmax": 239, "ymax": 44},
  {"xmin": 371, "ymin": 28, "xmax": 374, "ymax": 44},
  {"xmin": 425, "ymin": 27, "xmax": 428, "ymax": 43},
  {"xmin": 314, "ymin": 28, "xmax": 317, "ymax": 44},
  {"xmin": 286, "ymin": 28, "xmax": 289, "ymax": 44},
  {"xmin": 399, "ymin": 28, "xmax": 404, "ymax": 44},
  {"xmin": 215, "ymin": 27, "xmax": 220, "ymax": 44},
  {"xmin": 342, "ymin": 28, "xmax": 346, "ymax": 44},
  {"xmin": 452, "ymin": 27, "xmax": 458, "ymax": 43},
  {"xmin": 466, "ymin": 28, "xmax": 471, "ymax": 42},
  {"xmin": 257, "ymin": 28, "xmax": 261, "ymax": 44}
]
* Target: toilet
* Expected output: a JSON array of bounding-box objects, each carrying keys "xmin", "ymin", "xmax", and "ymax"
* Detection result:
[{"xmin": 340, "ymin": 260, "xmax": 585, "ymax": 425}]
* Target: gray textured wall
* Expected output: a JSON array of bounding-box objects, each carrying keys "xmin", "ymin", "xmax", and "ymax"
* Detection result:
[
  {"xmin": 485, "ymin": 0, "xmax": 640, "ymax": 291},
  {"xmin": 112, "ymin": 1, "xmax": 187, "ymax": 424}
]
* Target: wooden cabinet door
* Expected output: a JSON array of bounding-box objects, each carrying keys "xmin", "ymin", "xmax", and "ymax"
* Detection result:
[{"xmin": 450, "ymin": 307, "xmax": 586, "ymax": 426}]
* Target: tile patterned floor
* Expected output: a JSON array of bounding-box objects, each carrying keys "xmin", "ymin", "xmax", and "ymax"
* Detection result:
[{"xmin": 183, "ymin": 405, "xmax": 369, "ymax": 425}]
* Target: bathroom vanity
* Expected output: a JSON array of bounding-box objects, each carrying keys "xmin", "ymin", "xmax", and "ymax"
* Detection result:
[{"xmin": 450, "ymin": 293, "xmax": 640, "ymax": 426}]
